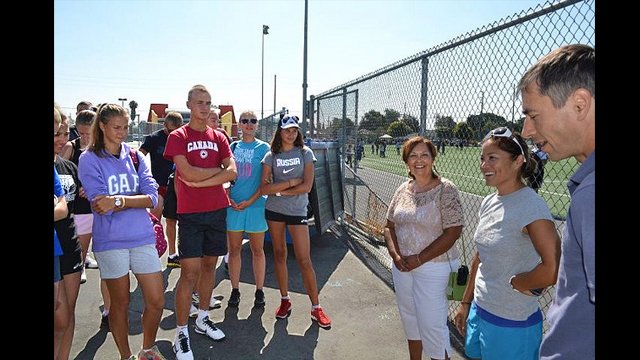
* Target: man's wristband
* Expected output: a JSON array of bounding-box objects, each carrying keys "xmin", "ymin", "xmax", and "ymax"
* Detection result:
[{"xmin": 461, "ymin": 301, "xmax": 471, "ymax": 305}]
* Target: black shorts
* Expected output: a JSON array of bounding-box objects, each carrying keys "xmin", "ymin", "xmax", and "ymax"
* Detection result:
[
  {"xmin": 177, "ymin": 209, "xmax": 228, "ymax": 259},
  {"xmin": 265, "ymin": 209, "xmax": 309, "ymax": 226},
  {"xmin": 57, "ymin": 221, "xmax": 84, "ymax": 276},
  {"xmin": 60, "ymin": 247, "xmax": 83, "ymax": 276},
  {"xmin": 163, "ymin": 173, "xmax": 177, "ymax": 220}
]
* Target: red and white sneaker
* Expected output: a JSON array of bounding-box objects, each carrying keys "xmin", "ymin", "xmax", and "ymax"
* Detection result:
[
  {"xmin": 311, "ymin": 307, "xmax": 332, "ymax": 328},
  {"xmin": 275, "ymin": 299, "xmax": 292, "ymax": 319}
]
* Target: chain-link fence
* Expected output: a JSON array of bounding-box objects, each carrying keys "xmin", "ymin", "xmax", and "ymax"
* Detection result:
[{"xmin": 310, "ymin": 0, "xmax": 594, "ymax": 329}]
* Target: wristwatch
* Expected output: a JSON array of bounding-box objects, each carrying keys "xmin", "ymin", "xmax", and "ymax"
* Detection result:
[
  {"xmin": 114, "ymin": 196, "xmax": 124, "ymax": 208},
  {"xmin": 275, "ymin": 192, "xmax": 282, "ymax": 197}
]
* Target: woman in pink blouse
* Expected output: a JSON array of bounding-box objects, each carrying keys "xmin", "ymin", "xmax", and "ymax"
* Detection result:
[{"xmin": 384, "ymin": 136, "xmax": 464, "ymax": 360}]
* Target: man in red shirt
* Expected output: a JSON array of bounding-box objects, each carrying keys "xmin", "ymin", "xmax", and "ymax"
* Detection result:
[{"xmin": 163, "ymin": 84, "xmax": 237, "ymax": 360}]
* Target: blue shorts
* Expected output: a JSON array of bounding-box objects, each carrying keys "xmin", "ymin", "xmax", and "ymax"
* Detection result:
[
  {"xmin": 54, "ymin": 256, "xmax": 62, "ymax": 283},
  {"xmin": 465, "ymin": 302, "xmax": 542, "ymax": 360},
  {"xmin": 227, "ymin": 206, "xmax": 268, "ymax": 233}
]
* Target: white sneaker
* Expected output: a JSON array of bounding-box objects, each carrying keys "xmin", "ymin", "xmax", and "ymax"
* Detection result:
[
  {"xmin": 194, "ymin": 316, "xmax": 225, "ymax": 341},
  {"xmin": 85, "ymin": 255, "xmax": 99, "ymax": 269},
  {"xmin": 210, "ymin": 296, "xmax": 222, "ymax": 309},
  {"xmin": 189, "ymin": 303, "xmax": 199, "ymax": 318},
  {"xmin": 191, "ymin": 292, "xmax": 222, "ymax": 309},
  {"xmin": 173, "ymin": 330, "xmax": 194, "ymax": 360},
  {"xmin": 80, "ymin": 269, "xmax": 87, "ymax": 284}
]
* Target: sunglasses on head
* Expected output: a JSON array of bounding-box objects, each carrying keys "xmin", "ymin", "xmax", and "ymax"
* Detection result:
[
  {"xmin": 484, "ymin": 127, "xmax": 526, "ymax": 162},
  {"xmin": 240, "ymin": 118, "xmax": 258, "ymax": 124}
]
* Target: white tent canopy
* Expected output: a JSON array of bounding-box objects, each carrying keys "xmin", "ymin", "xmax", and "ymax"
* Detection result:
[{"xmin": 379, "ymin": 134, "xmax": 393, "ymax": 139}]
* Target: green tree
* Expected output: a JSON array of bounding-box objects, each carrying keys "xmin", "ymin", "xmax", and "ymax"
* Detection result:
[
  {"xmin": 359, "ymin": 110, "xmax": 384, "ymax": 131},
  {"xmin": 383, "ymin": 108, "xmax": 401, "ymax": 129},
  {"xmin": 453, "ymin": 122, "xmax": 473, "ymax": 141},
  {"xmin": 388, "ymin": 120, "xmax": 412, "ymax": 138},
  {"xmin": 329, "ymin": 117, "xmax": 355, "ymax": 138},
  {"xmin": 466, "ymin": 112, "xmax": 509, "ymax": 140},
  {"xmin": 513, "ymin": 116, "xmax": 525, "ymax": 134},
  {"xmin": 401, "ymin": 114, "xmax": 420, "ymax": 133},
  {"xmin": 434, "ymin": 114, "xmax": 455, "ymax": 139}
]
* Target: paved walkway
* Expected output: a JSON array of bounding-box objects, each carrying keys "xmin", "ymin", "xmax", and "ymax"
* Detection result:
[{"xmin": 70, "ymin": 224, "xmax": 468, "ymax": 359}]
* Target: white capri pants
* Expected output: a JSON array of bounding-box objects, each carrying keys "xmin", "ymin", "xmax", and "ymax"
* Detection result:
[{"xmin": 392, "ymin": 258, "xmax": 459, "ymax": 359}]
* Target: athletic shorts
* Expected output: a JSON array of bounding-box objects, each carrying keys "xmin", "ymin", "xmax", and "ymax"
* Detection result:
[
  {"xmin": 163, "ymin": 174, "xmax": 177, "ymax": 220},
  {"xmin": 73, "ymin": 213, "xmax": 93, "ymax": 236},
  {"xmin": 227, "ymin": 206, "xmax": 268, "ymax": 233},
  {"xmin": 465, "ymin": 302, "xmax": 542, "ymax": 360},
  {"xmin": 94, "ymin": 244, "xmax": 162, "ymax": 279},
  {"xmin": 58, "ymin": 229, "xmax": 83, "ymax": 276},
  {"xmin": 177, "ymin": 209, "xmax": 228, "ymax": 258},
  {"xmin": 60, "ymin": 246, "xmax": 83, "ymax": 276},
  {"xmin": 265, "ymin": 209, "xmax": 308, "ymax": 226}
]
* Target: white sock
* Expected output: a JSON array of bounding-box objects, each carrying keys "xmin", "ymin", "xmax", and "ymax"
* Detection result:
[
  {"xmin": 312, "ymin": 304, "xmax": 321, "ymax": 310},
  {"xmin": 281, "ymin": 295, "xmax": 290, "ymax": 301},
  {"xmin": 170, "ymin": 252, "xmax": 179, "ymax": 258},
  {"xmin": 197, "ymin": 309, "xmax": 209, "ymax": 323},
  {"xmin": 102, "ymin": 309, "xmax": 109, "ymax": 316},
  {"xmin": 176, "ymin": 325, "xmax": 188, "ymax": 340}
]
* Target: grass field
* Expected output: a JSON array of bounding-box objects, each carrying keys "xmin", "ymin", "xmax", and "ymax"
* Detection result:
[{"xmin": 358, "ymin": 145, "xmax": 577, "ymax": 220}]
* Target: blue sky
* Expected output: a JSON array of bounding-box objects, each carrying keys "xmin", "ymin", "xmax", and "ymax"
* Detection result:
[{"xmin": 54, "ymin": 0, "xmax": 545, "ymax": 121}]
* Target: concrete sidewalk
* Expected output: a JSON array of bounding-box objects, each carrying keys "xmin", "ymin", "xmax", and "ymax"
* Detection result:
[{"xmin": 70, "ymin": 224, "xmax": 468, "ymax": 359}]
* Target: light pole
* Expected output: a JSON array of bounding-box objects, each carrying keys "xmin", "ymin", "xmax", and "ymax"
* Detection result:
[
  {"xmin": 301, "ymin": 0, "xmax": 308, "ymax": 134},
  {"xmin": 118, "ymin": 97, "xmax": 127, "ymax": 108},
  {"xmin": 261, "ymin": 25, "xmax": 269, "ymax": 120}
]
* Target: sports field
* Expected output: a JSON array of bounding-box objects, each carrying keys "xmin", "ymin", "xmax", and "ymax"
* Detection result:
[{"xmin": 358, "ymin": 145, "xmax": 577, "ymax": 220}]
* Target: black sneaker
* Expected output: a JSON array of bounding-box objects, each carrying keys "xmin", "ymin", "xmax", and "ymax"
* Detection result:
[
  {"xmin": 167, "ymin": 255, "xmax": 181, "ymax": 268},
  {"xmin": 228, "ymin": 288, "xmax": 240, "ymax": 308},
  {"xmin": 100, "ymin": 313, "xmax": 110, "ymax": 332},
  {"xmin": 254, "ymin": 289, "xmax": 265, "ymax": 307}
]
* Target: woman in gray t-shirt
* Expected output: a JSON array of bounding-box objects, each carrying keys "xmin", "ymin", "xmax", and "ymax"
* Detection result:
[
  {"xmin": 453, "ymin": 127, "xmax": 560, "ymax": 360},
  {"xmin": 260, "ymin": 115, "xmax": 332, "ymax": 329}
]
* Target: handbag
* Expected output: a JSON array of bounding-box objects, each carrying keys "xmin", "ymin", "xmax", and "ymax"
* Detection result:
[
  {"xmin": 446, "ymin": 254, "xmax": 468, "ymax": 301},
  {"xmin": 129, "ymin": 149, "xmax": 168, "ymax": 257},
  {"xmin": 437, "ymin": 184, "xmax": 469, "ymax": 301},
  {"xmin": 149, "ymin": 211, "xmax": 167, "ymax": 257}
]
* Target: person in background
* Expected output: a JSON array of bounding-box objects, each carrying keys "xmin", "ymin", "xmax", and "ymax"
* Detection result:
[
  {"xmin": 384, "ymin": 136, "xmax": 464, "ymax": 360},
  {"xmin": 140, "ymin": 111, "xmax": 184, "ymax": 267},
  {"xmin": 260, "ymin": 115, "xmax": 332, "ymax": 329},
  {"xmin": 54, "ymin": 114, "xmax": 85, "ymax": 360},
  {"xmin": 61, "ymin": 109, "xmax": 111, "ymax": 327},
  {"xmin": 520, "ymin": 44, "xmax": 595, "ymax": 360},
  {"xmin": 78, "ymin": 103, "xmax": 166, "ymax": 360},
  {"xmin": 69, "ymin": 100, "xmax": 93, "ymax": 141},
  {"xmin": 453, "ymin": 127, "xmax": 560, "ymax": 360},
  {"xmin": 164, "ymin": 85, "xmax": 236, "ymax": 360},
  {"xmin": 54, "ymin": 104, "xmax": 70, "ymax": 359},
  {"xmin": 529, "ymin": 146, "xmax": 549, "ymax": 193},
  {"xmin": 345, "ymin": 144, "xmax": 354, "ymax": 167},
  {"xmin": 62, "ymin": 110, "xmax": 100, "ymax": 276}
]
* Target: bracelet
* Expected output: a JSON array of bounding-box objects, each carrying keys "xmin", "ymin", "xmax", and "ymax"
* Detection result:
[
  {"xmin": 461, "ymin": 301, "xmax": 471, "ymax": 305},
  {"xmin": 509, "ymin": 275, "xmax": 519, "ymax": 292},
  {"xmin": 415, "ymin": 254, "xmax": 421, "ymax": 265}
]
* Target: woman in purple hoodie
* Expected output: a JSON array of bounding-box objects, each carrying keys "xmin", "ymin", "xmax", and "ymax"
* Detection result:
[{"xmin": 78, "ymin": 103, "xmax": 166, "ymax": 360}]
